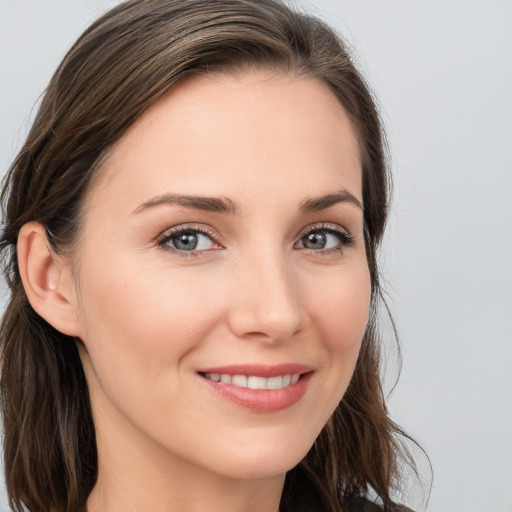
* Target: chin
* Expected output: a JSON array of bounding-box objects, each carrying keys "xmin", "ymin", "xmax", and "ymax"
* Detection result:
[{"xmin": 199, "ymin": 432, "xmax": 315, "ymax": 481}]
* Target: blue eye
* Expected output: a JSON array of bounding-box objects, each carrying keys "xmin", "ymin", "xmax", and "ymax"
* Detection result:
[
  {"xmin": 157, "ymin": 223, "xmax": 353, "ymax": 258},
  {"xmin": 295, "ymin": 225, "xmax": 353, "ymax": 254},
  {"xmin": 158, "ymin": 226, "xmax": 219, "ymax": 255}
]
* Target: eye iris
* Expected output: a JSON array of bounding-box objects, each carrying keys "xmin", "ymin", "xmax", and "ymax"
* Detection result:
[
  {"xmin": 173, "ymin": 232, "xmax": 198, "ymax": 250},
  {"xmin": 303, "ymin": 231, "xmax": 327, "ymax": 250}
]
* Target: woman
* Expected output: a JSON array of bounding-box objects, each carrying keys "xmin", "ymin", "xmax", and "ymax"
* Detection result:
[{"xmin": 0, "ymin": 1, "xmax": 417, "ymax": 511}]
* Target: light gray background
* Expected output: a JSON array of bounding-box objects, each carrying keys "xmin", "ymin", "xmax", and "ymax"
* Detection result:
[{"xmin": 1, "ymin": 1, "xmax": 511, "ymax": 511}]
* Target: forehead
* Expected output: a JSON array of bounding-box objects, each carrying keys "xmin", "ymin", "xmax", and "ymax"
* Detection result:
[{"xmin": 85, "ymin": 71, "xmax": 362, "ymax": 214}]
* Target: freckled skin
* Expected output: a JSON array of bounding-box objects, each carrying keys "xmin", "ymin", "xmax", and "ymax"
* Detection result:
[{"xmin": 72, "ymin": 72, "xmax": 371, "ymax": 512}]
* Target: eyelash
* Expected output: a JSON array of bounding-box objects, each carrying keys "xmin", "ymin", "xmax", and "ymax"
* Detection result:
[
  {"xmin": 296, "ymin": 224, "xmax": 355, "ymax": 256},
  {"xmin": 156, "ymin": 223, "xmax": 354, "ymax": 258},
  {"xmin": 156, "ymin": 225, "xmax": 221, "ymax": 258}
]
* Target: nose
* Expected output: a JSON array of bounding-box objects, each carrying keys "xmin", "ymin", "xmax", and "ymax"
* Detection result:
[{"xmin": 227, "ymin": 251, "xmax": 303, "ymax": 343}]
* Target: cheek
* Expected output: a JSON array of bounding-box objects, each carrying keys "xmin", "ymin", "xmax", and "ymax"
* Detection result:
[
  {"xmin": 77, "ymin": 263, "xmax": 221, "ymax": 375},
  {"xmin": 311, "ymin": 264, "xmax": 371, "ymax": 352},
  {"xmin": 307, "ymin": 261, "xmax": 371, "ymax": 405},
  {"xmin": 76, "ymin": 265, "xmax": 221, "ymax": 439}
]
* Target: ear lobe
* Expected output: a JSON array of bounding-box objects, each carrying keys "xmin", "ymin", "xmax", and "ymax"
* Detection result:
[{"xmin": 17, "ymin": 222, "xmax": 81, "ymax": 337}]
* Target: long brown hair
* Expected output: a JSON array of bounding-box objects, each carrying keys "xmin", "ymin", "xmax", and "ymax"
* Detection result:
[{"xmin": 1, "ymin": 1, "xmax": 416, "ymax": 511}]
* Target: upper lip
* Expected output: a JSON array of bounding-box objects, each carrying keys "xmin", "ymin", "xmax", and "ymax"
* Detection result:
[{"xmin": 196, "ymin": 363, "xmax": 314, "ymax": 378}]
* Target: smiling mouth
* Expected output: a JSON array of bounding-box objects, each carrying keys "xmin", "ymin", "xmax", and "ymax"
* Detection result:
[
  {"xmin": 200, "ymin": 372, "xmax": 300, "ymax": 390},
  {"xmin": 198, "ymin": 365, "xmax": 313, "ymax": 412}
]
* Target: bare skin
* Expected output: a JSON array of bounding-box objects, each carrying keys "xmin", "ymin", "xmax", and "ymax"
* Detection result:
[{"xmin": 18, "ymin": 71, "xmax": 370, "ymax": 512}]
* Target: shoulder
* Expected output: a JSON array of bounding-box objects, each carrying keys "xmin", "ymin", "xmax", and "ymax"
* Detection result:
[{"xmin": 345, "ymin": 497, "xmax": 414, "ymax": 512}]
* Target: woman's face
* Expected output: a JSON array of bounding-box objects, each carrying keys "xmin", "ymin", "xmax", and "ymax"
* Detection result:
[{"xmin": 72, "ymin": 71, "xmax": 370, "ymax": 480}]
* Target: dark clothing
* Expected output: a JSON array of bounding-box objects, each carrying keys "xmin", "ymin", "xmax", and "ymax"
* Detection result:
[{"xmin": 347, "ymin": 497, "xmax": 413, "ymax": 512}]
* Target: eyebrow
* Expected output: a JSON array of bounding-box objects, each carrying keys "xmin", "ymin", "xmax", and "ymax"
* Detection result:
[
  {"xmin": 132, "ymin": 188, "xmax": 362, "ymax": 215},
  {"xmin": 132, "ymin": 194, "xmax": 239, "ymax": 215},
  {"xmin": 298, "ymin": 189, "xmax": 363, "ymax": 213}
]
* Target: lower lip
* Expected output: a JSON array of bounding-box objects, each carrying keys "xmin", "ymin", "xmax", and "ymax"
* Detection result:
[{"xmin": 199, "ymin": 373, "xmax": 313, "ymax": 413}]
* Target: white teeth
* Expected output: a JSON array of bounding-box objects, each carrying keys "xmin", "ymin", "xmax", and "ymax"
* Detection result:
[
  {"xmin": 247, "ymin": 376, "xmax": 266, "ymax": 389},
  {"xmin": 231, "ymin": 375, "xmax": 247, "ymax": 387},
  {"xmin": 204, "ymin": 373, "xmax": 300, "ymax": 389},
  {"xmin": 266, "ymin": 376, "xmax": 283, "ymax": 389}
]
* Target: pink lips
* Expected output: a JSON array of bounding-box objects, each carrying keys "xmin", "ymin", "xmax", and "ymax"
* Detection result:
[{"xmin": 197, "ymin": 364, "xmax": 314, "ymax": 413}]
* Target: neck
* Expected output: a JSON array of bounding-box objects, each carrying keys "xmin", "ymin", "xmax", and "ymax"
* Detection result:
[
  {"xmin": 87, "ymin": 458, "xmax": 284, "ymax": 512},
  {"xmin": 85, "ymin": 401, "xmax": 284, "ymax": 512}
]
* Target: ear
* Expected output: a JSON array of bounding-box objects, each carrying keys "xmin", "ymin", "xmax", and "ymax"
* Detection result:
[{"xmin": 17, "ymin": 222, "xmax": 82, "ymax": 337}]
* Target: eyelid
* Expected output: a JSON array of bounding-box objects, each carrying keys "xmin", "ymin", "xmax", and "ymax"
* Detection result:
[
  {"xmin": 156, "ymin": 223, "xmax": 223, "ymax": 255},
  {"xmin": 295, "ymin": 222, "xmax": 351, "ymax": 240},
  {"xmin": 155, "ymin": 221, "xmax": 354, "ymax": 258},
  {"xmin": 294, "ymin": 222, "xmax": 355, "ymax": 255}
]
